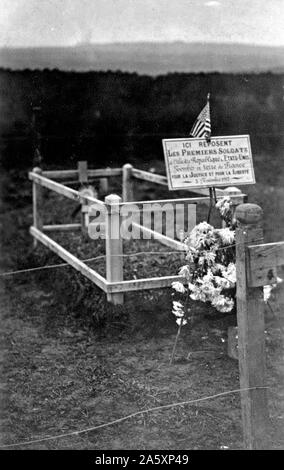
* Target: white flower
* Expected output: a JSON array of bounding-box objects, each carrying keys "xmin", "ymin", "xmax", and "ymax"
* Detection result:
[
  {"xmin": 214, "ymin": 275, "xmax": 231, "ymax": 290},
  {"xmin": 172, "ymin": 300, "xmax": 184, "ymax": 317},
  {"xmin": 202, "ymin": 269, "xmax": 214, "ymax": 282},
  {"xmin": 172, "ymin": 281, "xmax": 186, "ymax": 294},
  {"xmin": 186, "ymin": 246, "xmax": 198, "ymax": 262},
  {"xmin": 203, "ymin": 250, "xmax": 216, "ymax": 265},
  {"xmin": 175, "ymin": 213, "xmax": 237, "ymax": 316},
  {"xmin": 216, "ymin": 196, "xmax": 232, "ymax": 217},
  {"xmin": 212, "ymin": 262, "xmax": 225, "ymax": 274},
  {"xmin": 212, "ymin": 295, "xmax": 234, "ymax": 313},
  {"xmin": 187, "ymin": 222, "xmax": 215, "ymax": 250},
  {"xmin": 176, "ymin": 318, "xmax": 187, "ymax": 326},
  {"xmin": 217, "ymin": 227, "xmax": 235, "ymax": 245},
  {"xmin": 173, "ymin": 300, "xmax": 183, "ymax": 309},
  {"xmin": 173, "ymin": 311, "xmax": 184, "ymax": 318},
  {"xmin": 222, "ymin": 263, "xmax": 236, "ymax": 285},
  {"xmin": 216, "ymin": 196, "xmax": 229, "ymax": 209},
  {"xmin": 263, "ymin": 285, "xmax": 273, "ymax": 302},
  {"xmin": 187, "ymin": 281, "xmax": 197, "ymax": 291},
  {"xmin": 189, "ymin": 286, "xmax": 207, "ymax": 302},
  {"xmin": 178, "ymin": 265, "xmax": 191, "ymax": 280},
  {"xmin": 197, "ymin": 221, "xmax": 213, "ymax": 232}
]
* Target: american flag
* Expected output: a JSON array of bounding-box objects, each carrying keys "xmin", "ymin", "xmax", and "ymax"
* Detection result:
[{"xmin": 190, "ymin": 94, "xmax": 211, "ymax": 139}]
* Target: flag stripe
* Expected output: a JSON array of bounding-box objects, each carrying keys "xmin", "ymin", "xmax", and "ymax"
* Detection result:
[{"xmin": 190, "ymin": 100, "xmax": 211, "ymax": 138}]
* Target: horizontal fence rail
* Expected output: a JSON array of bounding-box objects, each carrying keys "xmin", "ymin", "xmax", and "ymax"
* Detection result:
[
  {"xmin": 131, "ymin": 222, "xmax": 186, "ymax": 251},
  {"xmin": 106, "ymin": 274, "xmax": 185, "ymax": 293},
  {"xmin": 30, "ymin": 226, "xmax": 108, "ymax": 292},
  {"xmin": 42, "ymin": 169, "xmax": 78, "ymax": 179},
  {"xmin": 112, "ymin": 194, "xmax": 246, "ymax": 210},
  {"xmin": 42, "ymin": 168, "xmax": 122, "ymax": 180},
  {"xmin": 43, "ymin": 224, "xmax": 82, "ymax": 232},
  {"xmin": 30, "ymin": 171, "xmax": 80, "ymax": 201},
  {"xmin": 131, "ymin": 167, "xmax": 226, "ymax": 198},
  {"xmin": 29, "ymin": 171, "xmax": 105, "ymax": 206},
  {"xmin": 132, "ymin": 168, "xmax": 168, "ymax": 186}
]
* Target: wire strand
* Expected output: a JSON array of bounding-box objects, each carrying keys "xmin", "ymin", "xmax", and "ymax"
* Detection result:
[
  {"xmin": 0, "ymin": 386, "xmax": 269, "ymax": 448},
  {"xmin": 0, "ymin": 250, "xmax": 184, "ymax": 277},
  {"xmin": 0, "ymin": 236, "xmax": 266, "ymax": 277}
]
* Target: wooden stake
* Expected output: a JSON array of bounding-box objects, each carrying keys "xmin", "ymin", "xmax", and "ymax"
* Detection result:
[
  {"xmin": 235, "ymin": 203, "xmax": 269, "ymax": 449},
  {"xmin": 32, "ymin": 167, "xmax": 43, "ymax": 248},
  {"xmin": 99, "ymin": 166, "xmax": 111, "ymax": 197},
  {"xmin": 105, "ymin": 194, "xmax": 124, "ymax": 305},
  {"xmin": 206, "ymin": 187, "xmax": 215, "ymax": 223},
  {"xmin": 122, "ymin": 164, "xmax": 134, "ymax": 202},
  {"xmin": 78, "ymin": 161, "xmax": 88, "ymax": 234},
  {"xmin": 99, "ymin": 177, "xmax": 108, "ymax": 197},
  {"xmin": 78, "ymin": 161, "xmax": 88, "ymax": 185}
]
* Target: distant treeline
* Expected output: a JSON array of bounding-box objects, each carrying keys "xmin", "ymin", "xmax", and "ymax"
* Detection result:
[{"xmin": 0, "ymin": 69, "xmax": 283, "ymax": 183}]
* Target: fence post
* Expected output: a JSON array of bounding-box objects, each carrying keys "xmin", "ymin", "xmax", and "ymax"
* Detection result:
[
  {"xmin": 122, "ymin": 164, "xmax": 134, "ymax": 202},
  {"xmin": 99, "ymin": 167, "xmax": 110, "ymax": 197},
  {"xmin": 105, "ymin": 194, "xmax": 124, "ymax": 305},
  {"xmin": 78, "ymin": 161, "xmax": 89, "ymax": 234},
  {"xmin": 78, "ymin": 160, "xmax": 88, "ymax": 185},
  {"xmin": 235, "ymin": 203, "xmax": 269, "ymax": 449},
  {"xmin": 32, "ymin": 167, "xmax": 43, "ymax": 248}
]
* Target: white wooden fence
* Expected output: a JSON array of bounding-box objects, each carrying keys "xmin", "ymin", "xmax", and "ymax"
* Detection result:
[{"xmin": 29, "ymin": 162, "xmax": 245, "ymax": 304}]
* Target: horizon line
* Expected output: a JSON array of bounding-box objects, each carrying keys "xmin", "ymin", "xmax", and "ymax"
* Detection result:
[{"xmin": 1, "ymin": 40, "xmax": 284, "ymax": 49}]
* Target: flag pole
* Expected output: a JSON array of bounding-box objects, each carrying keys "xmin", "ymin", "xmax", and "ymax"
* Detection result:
[
  {"xmin": 189, "ymin": 92, "xmax": 215, "ymax": 223},
  {"xmin": 206, "ymin": 93, "xmax": 216, "ymax": 223}
]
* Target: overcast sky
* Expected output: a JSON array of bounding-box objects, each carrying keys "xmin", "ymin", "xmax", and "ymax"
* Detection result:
[{"xmin": 1, "ymin": 0, "xmax": 284, "ymax": 47}]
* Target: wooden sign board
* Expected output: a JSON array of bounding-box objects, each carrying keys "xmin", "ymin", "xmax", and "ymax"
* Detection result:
[{"xmin": 162, "ymin": 135, "xmax": 255, "ymax": 190}]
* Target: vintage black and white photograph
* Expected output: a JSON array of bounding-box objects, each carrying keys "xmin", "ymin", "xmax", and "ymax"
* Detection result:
[{"xmin": 0, "ymin": 0, "xmax": 283, "ymax": 452}]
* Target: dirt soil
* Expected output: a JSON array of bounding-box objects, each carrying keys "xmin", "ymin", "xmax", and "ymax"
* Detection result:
[{"xmin": 0, "ymin": 171, "xmax": 283, "ymax": 450}]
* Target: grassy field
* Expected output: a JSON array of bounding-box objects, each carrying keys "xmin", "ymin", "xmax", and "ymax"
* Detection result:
[{"xmin": 0, "ymin": 167, "xmax": 283, "ymax": 449}]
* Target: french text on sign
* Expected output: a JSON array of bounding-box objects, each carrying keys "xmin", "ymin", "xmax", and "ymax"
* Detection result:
[{"xmin": 163, "ymin": 135, "xmax": 255, "ymax": 190}]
